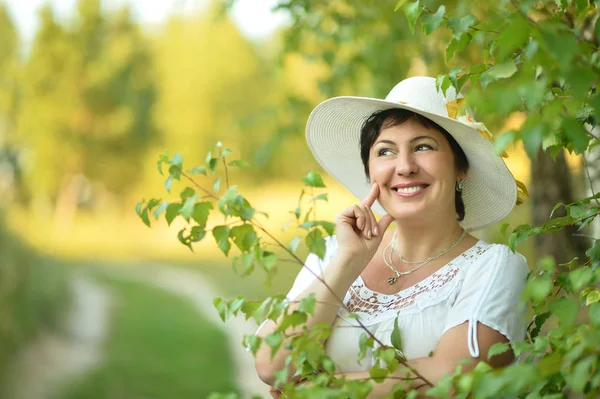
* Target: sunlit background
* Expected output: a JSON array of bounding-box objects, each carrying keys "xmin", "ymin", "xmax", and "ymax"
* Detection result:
[{"xmin": 0, "ymin": 0, "xmax": 584, "ymax": 398}]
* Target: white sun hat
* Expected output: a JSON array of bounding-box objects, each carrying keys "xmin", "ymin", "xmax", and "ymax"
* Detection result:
[{"xmin": 305, "ymin": 76, "xmax": 525, "ymax": 231}]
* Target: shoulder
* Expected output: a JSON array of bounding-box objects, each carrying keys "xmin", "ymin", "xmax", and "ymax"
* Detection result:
[{"xmin": 463, "ymin": 241, "xmax": 529, "ymax": 283}]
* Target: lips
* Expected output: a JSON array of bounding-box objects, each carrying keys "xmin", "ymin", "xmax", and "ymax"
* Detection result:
[
  {"xmin": 391, "ymin": 183, "xmax": 429, "ymax": 192},
  {"xmin": 393, "ymin": 185, "xmax": 428, "ymax": 194}
]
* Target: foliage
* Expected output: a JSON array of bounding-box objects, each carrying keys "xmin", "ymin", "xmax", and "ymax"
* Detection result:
[
  {"xmin": 16, "ymin": 0, "xmax": 157, "ymax": 201},
  {"xmin": 139, "ymin": 0, "xmax": 600, "ymax": 397}
]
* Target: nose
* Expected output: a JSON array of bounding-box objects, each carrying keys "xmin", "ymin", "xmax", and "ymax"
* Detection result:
[{"xmin": 395, "ymin": 149, "xmax": 418, "ymax": 176}]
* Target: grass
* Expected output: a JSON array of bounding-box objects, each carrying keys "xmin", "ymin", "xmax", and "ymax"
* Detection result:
[{"xmin": 61, "ymin": 273, "xmax": 237, "ymax": 399}]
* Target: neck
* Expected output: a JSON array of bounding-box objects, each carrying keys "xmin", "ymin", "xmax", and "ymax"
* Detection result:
[{"xmin": 392, "ymin": 217, "xmax": 465, "ymax": 264}]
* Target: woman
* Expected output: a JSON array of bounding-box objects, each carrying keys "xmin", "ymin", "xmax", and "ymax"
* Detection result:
[{"xmin": 254, "ymin": 76, "xmax": 529, "ymax": 396}]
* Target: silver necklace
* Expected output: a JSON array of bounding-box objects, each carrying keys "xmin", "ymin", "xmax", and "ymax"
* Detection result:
[{"xmin": 383, "ymin": 229, "xmax": 467, "ymax": 285}]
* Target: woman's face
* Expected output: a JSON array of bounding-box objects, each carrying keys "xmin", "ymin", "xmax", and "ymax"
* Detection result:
[{"xmin": 368, "ymin": 118, "xmax": 465, "ymax": 222}]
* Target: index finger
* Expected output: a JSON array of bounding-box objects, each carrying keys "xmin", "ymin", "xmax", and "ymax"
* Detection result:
[{"xmin": 361, "ymin": 183, "xmax": 380, "ymax": 208}]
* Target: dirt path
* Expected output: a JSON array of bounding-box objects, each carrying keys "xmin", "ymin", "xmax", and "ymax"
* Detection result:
[
  {"xmin": 117, "ymin": 264, "xmax": 271, "ymax": 399},
  {"xmin": 2, "ymin": 275, "xmax": 111, "ymax": 399}
]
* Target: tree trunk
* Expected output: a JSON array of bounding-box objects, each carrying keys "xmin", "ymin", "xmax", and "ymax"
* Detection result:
[{"xmin": 531, "ymin": 148, "xmax": 587, "ymax": 265}]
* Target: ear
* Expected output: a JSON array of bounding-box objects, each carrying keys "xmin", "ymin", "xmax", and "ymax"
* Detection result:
[{"xmin": 457, "ymin": 167, "xmax": 469, "ymax": 182}]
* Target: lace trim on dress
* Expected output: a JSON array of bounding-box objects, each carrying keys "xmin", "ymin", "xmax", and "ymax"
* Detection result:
[{"xmin": 338, "ymin": 241, "xmax": 493, "ymax": 326}]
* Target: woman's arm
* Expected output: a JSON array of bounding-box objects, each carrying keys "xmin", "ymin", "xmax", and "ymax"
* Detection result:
[
  {"xmin": 339, "ymin": 322, "xmax": 515, "ymax": 398},
  {"xmin": 254, "ymin": 183, "xmax": 394, "ymax": 386},
  {"xmin": 254, "ymin": 252, "xmax": 360, "ymax": 386}
]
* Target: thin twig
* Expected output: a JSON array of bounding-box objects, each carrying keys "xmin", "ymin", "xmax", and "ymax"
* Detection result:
[
  {"xmin": 573, "ymin": 233, "xmax": 600, "ymax": 240},
  {"xmin": 175, "ymin": 166, "xmax": 219, "ymax": 200}
]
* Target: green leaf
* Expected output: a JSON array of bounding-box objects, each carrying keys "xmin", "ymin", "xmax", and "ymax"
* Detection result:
[
  {"xmin": 153, "ymin": 201, "xmax": 169, "ymax": 220},
  {"xmin": 227, "ymin": 159, "xmax": 249, "ymax": 168},
  {"xmin": 521, "ymin": 125, "xmax": 545, "ymax": 160},
  {"xmin": 164, "ymin": 175, "xmax": 174, "ymax": 192},
  {"xmin": 369, "ymin": 366, "xmax": 388, "ymax": 382},
  {"xmin": 180, "ymin": 187, "xmax": 195, "ymax": 201},
  {"xmin": 569, "ymin": 266, "xmax": 594, "ymax": 291},
  {"xmin": 568, "ymin": 356, "xmax": 595, "ymax": 393},
  {"xmin": 230, "ymin": 223, "xmax": 258, "ymax": 252},
  {"xmin": 192, "ymin": 202, "xmax": 213, "ymax": 226},
  {"xmin": 213, "ymin": 177, "xmax": 222, "ymax": 193},
  {"xmin": 494, "ymin": 15, "xmax": 530, "ymax": 61},
  {"xmin": 179, "ymin": 193, "xmax": 200, "ymax": 221},
  {"xmin": 494, "ymin": 131, "xmax": 516, "ymax": 157},
  {"xmin": 220, "ymin": 148, "xmax": 232, "ymax": 158},
  {"xmin": 213, "ymin": 225, "xmax": 231, "ymax": 256},
  {"xmin": 421, "ymin": 5, "xmax": 445, "ymax": 35},
  {"xmin": 279, "ymin": 310, "xmax": 307, "ymax": 331},
  {"xmin": 189, "ymin": 226, "xmax": 206, "ymax": 242},
  {"xmin": 136, "ymin": 202, "xmax": 151, "ymax": 227},
  {"xmin": 301, "ymin": 171, "xmax": 326, "ymax": 188},
  {"xmin": 305, "ymin": 228, "xmax": 326, "ymax": 259},
  {"xmin": 288, "ymin": 236, "xmax": 301, "ymax": 253},
  {"xmin": 207, "ymin": 157, "xmax": 218, "ymax": 174},
  {"xmin": 264, "ymin": 332, "xmax": 283, "ymax": 354},
  {"xmin": 541, "ymin": 30, "xmax": 579, "ymax": 68},
  {"xmin": 157, "ymin": 153, "xmax": 169, "ymax": 175},
  {"xmin": 177, "ymin": 228, "xmax": 193, "ymax": 252},
  {"xmin": 188, "ymin": 166, "xmax": 207, "ymax": 175},
  {"xmin": 309, "ymin": 193, "xmax": 328, "ymax": 202},
  {"xmin": 485, "ymin": 60, "xmax": 518, "ymax": 80},
  {"xmin": 589, "ymin": 302, "xmax": 600, "ymax": 326},
  {"xmin": 448, "ymin": 15, "xmax": 477, "ymax": 40},
  {"xmin": 298, "ymin": 221, "xmax": 336, "ymax": 236},
  {"xmin": 213, "ymin": 297, "xmax": 227, "ymax": 322},
  {"xmin": 394, "ymin": 0, "xmax": 409, "ymax": 11},
  {"xmin": 404, "ymin": 1, "xmax": 422, "ymax": 34},
  {"xmin": 299, "ymin": 294, "xmax": 316, "ymax": 314},
  {"xmin": 358, "ymin": 333, "xmax": 374, "ymax": 363},
  {"xmin": 527, "ymin": 275, "xmax": 553, "ymax": 303},
  {"xmin": 561, "ymin": 117, "xmax": 590, "ymax": 154},
  {"xmin": 165, "ymin": 203, "xmax": 182, "ymax": 226},
  {"xmin": 218, "ymin": 186, "xmax": 256, "ymax": 221},
  {"xmin": 538, "ymin": 351, "xmax": 562, "ymax": 378},
  {"xmin": 171, "ymin": 152, "xmax": 183, "ymax": 168},
  {"xmin": 585, "ymin": 289, "xmax": 600, "ymax": 306},
  {"xmin": 550, "ymin": 202, "xmax": 565, "ymax": 218},
  {"xmin": 235, "ymin": 252, "xmax": 254, "ymax": 276},
  {"xmin": 258, "ymin": 251, "xmax": 277, "ymax": 272},
  {"xmin": 446, "ymin": 34, "xmax": 472, "ymax": 62},
  {"xmin": 549, "ymin": 297, "xmax": 579, "ymax": 327},
  {"xmin": 586, "ymin": 240, "xmax": 600, "ymax": 261},
  {"xmin": 245, "ymin": 334, "xmax": 262, "ymax": 355},
  {"xmin": 390, "ymin": 317, "xmax": 403, "ymax": 351},
  {"xmin": 487, "ymin": 342, "xmax": 510, "ymax": 360}
]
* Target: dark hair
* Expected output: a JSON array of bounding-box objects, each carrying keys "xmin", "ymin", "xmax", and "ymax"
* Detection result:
[{"xmin": 359, "ymin": 108, "xmax": 469, "ymax": 221}]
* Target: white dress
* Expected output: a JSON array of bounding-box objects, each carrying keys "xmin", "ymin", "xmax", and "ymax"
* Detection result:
[{"xmin": 284, "ymin": 236, "xmax": 529, "ymax": 373}]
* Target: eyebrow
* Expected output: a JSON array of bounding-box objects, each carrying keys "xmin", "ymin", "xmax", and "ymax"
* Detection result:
[{"xmin": 373, "ymin": 135, "xmax": 439, "ymax": 146}]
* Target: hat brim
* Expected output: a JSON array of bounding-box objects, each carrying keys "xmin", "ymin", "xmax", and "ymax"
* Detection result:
[{"xmin": 305, "ymin": 96, "xmax": 517, "ymax": 231}]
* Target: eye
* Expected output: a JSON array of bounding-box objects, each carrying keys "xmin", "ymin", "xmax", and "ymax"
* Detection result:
[
  {"xmin": 414, "ymin": 143, "xmax": 434, "ymax": 152},
  {"xmin": 377, "ymin": 148, "xmax": 395, "ymax": 156}
]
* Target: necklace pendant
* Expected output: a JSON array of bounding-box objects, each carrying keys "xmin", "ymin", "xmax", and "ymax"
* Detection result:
[{"xmin": 387, "ymin": 276, "xmax": 398, "ymax": 285}]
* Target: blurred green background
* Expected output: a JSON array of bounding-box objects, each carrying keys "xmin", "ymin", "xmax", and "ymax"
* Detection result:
[{"xmin": 0, "ymin": 0, "xmax": 585, "ymax": 398}]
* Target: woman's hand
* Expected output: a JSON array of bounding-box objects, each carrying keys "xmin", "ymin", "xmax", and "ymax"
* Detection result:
[{"xmin": 334, "ymin": 183, "xmax": 394, "ymax": 273}]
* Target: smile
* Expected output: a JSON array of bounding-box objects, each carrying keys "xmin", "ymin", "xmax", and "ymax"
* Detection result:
[{"xmin": 392, "ymin": 184, "xmax": 429, "ymax": 197}]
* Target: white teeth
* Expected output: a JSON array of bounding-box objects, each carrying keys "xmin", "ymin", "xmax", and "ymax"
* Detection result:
[{"xmin": 395, "ymin": 185, "xmax": 425, "ymax": 194}]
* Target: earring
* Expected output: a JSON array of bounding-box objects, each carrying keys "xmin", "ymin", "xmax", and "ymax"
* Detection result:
[{"xmin": 456, "ymin": 180, "xmax": 465, "ymax": 192}]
